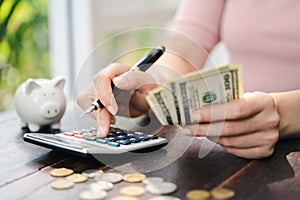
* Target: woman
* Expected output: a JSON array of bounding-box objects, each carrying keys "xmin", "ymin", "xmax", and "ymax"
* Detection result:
[{"xmin": 77, "ymin": 0, "xmax": 300, "ymax": 159}]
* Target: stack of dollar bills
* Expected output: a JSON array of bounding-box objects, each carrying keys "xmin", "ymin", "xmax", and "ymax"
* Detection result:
[{"xmin": 146, "ymin": 65, "xmax": 243, "ymax": 126}]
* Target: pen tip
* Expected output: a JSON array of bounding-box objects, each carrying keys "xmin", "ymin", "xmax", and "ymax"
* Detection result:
[
  {"xmin": 80, "ymin": 106, "xmax": 95, "ymax": 117},
  {"xmin": 79, "ymin": 112, "xmax": 86, "ymax": 118}
]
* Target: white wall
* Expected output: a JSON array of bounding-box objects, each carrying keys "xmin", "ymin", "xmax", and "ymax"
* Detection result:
[{"xmin": 49, "ymin": 0, "xmax": 230, "ymax": 99}]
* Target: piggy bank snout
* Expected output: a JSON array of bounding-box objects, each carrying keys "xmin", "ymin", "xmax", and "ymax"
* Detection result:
[{"xmin": 40, "ymin": 102, "xmax": 62, "ymax": 119}]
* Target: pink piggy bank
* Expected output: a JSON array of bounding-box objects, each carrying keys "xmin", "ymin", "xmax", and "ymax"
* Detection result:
[{"xmin": 14, "ymin": 77, "xmax": 66, "ymax": 132}]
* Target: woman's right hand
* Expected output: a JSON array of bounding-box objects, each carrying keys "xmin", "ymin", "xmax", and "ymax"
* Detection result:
[{"xmin": 76, "ymin": 63, "xmax": 158, "ymax": 137}]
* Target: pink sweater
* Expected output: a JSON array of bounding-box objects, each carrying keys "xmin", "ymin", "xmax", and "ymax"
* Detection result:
[{"xmin": 171, "ymin": 0, "xmax": 300, "ymax": 92}]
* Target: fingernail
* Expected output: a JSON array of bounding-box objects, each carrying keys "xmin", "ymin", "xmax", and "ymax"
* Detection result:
[
  {"xmin": 107, "ymin": 105, "xmax": 116, "ymax": 115},
  {"xmin": 114, "ymin": 76, "xmax": 128, "ymax": 87},
  {"xmin": 182, "ymin": 128, "xmax": 193, "ymax": 136},
  {"xmin": 192, "ymin": 111, "xmax": 201, "ymax": 122}
]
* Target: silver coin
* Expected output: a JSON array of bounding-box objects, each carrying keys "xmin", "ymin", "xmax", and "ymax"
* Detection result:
[
  {"xmin": 94, "ymin": 172, "xmax": 123, "ymax": 183},
  {"xmin": 88, "ymin": 181, "xmax": 113, "ymax": 191},
  {"xmin": 142, "ymin": 177, "xmax": 164, "ymax": 185},
  {"xmin": 146, "ymin": 182, "xmax": 177, "ymax": 195},
  {"xmin": 148, "ymin": 196, "xmax": 181, "ymax": 200},
  {"xmin": 82, "ymin": 169, "xmax": 104, "ymax": 178},
  {"xmin": 79, "ymin": 189, "xmax": 107, "ymax": 200}
]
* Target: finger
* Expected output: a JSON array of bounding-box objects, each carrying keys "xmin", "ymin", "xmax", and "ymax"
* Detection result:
[
  {"xmin": 209, "ymin": 129, "xmax": 279, "ymax": 149},
  {"xmin": 184, "ymin": 120, "xmax": 254, "ymax": 137},
  {"xmin": 223, "ymin": 145, "xmax": 275, "ymax": 159},
  {"xmin": 192, "ymin": 92, "xmax": 271, "ymax": 122},
  {"xmin": 93, "ymin": 63, "xmax": 130, "ymax": 115},
  {"xmin": 190, "ymin": 114, "xmax": 277, "ymax": 137},
  {"xmin": 113, "ymin": 71, "xmax": 157, "ymax": 91},
  {"xmin": 93, "ymin": 63, "xmax": 130, "ymax": 86},
  {"xmin": 191, "ymin": 105, "xmax": 279, "ymax": 138},
  {"xmin": 96, "ymin": 108, "xmax": 112, "ymax": 137}
]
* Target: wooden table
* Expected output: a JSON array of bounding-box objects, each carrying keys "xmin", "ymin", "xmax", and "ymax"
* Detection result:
[{"xmin": 1, "ymin": 106, "xmax": 300, "ymax": 200}]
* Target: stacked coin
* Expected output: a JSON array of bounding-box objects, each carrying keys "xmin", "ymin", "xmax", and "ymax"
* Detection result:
[
  {"xmin": 186, "ymin": 188, "xmax": 235, "ymax": 200},
  {"xmin": 50, "ymin": 167, "xmax": 88, "ymax": 191}
]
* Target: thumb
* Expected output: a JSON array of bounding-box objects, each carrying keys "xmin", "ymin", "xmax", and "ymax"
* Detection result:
[{"xmin": 113, "ymin": 71, "xmax": 157, "ymax": 90}]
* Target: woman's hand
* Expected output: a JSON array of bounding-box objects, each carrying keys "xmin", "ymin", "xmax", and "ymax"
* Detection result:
[
  {"xmin": 76, "ymin": 63, "xmax": 158, "ymax": 137},
  {"xmin": 185, "ymin": 92, "xmax": 280, "ymax": 159}
]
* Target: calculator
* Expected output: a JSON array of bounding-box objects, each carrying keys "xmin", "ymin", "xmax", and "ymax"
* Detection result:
[{"xmin": 23, "ymin": 127, "xmax": 168, "ymax": 156}]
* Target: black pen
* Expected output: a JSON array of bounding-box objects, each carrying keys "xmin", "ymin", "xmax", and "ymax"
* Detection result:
[{"xmin": 80, "ymin": 45, "xmax": 165, "ymax": 117}]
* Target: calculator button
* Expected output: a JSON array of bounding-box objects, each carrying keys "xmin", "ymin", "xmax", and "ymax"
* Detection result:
[
  {"xmin": 81, "ymin": 129, "xmax": 91, "ymax": 133},
  {"xmin": 72, "ymin": 130, "xmax": 83, "ymax": 134},
  {"xmin": 108, "ymin": 133, "xmax": 117, "ymax": 137},
  {"xmin": 116, "ymin": 140, "xmax": 131, "ymax": 145},
  {"xmin": 74, "ymin": 134, "xmax": 85, "ymax": 139},
  {"xmin": 122, "ymin": 130, "xmax": 136, "ymax": 134},
  {"xmin": 64, "ymin": 132, "xmax": 74, "ymax": 136},
  {"xmin": 83, "ymin": 132, "xmax": 96, "ymax": 137},
  {"xmin": 147, "ymin": 135, "xmax": 158, "ymax": 140},
  {"xmin": 116, "ymin": 135, "xmax": 126, "ymax": 140},
  {"xmin": 89, "ymin": 127, "xmax": 97, "ymax": 131},
  {"xmin": 107, "ymin": 141, "xmax": 120, "ymax": 147},
  {"xmin": 109, "ymin": 128, "xmax": 120, "ymax": 132},
  {"xmin": 134, "ymin": 132, "xmax": 144, "ymax": 136},
  {"xmin": 126, "ymin": 134, "xmax": 135, "ymax": 138},
  {"xmin": 96, "ymin": 139, "xmax": 107, "ymax": 144},
  {"xmin": 129, "ymin": 138, "xmax": 140, "ymax": 143},
  {"xmin": 138, "ymin": 136, "xmax": 149, "ymax": 141},
  {"xmin": 107, "ymin": 137, "xmax": 117, "ymax": 142},
  {"xmin": 85, "ymin": 137, "xmax": 97, "ymax": 141}
]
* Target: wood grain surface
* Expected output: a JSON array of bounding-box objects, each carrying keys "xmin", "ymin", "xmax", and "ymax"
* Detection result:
[{"xmin": 1, "ymin": 108, "xmax": 300, "ymax": 200}]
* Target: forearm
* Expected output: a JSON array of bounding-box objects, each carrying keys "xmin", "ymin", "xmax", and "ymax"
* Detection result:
[
  {"xmin": 271, "ymin": 90, "xmax": 300, "ymax": 138},
  {"xmin": 147, "ymin": 36, "xmax": 209, "ymax": 84}
]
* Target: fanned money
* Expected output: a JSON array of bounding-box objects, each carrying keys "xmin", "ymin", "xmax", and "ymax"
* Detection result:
[{"xmin": 146, "ymin": 64, "xmax": 243, "ymax": 126}]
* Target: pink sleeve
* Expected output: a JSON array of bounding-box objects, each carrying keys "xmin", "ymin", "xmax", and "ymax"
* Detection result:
[{"xmin": 170, "ymin": 0, "xmax": 225, "ymax": 51}]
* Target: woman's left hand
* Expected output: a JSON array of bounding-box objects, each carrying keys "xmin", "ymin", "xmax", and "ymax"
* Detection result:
[{"xmin": 186, "ymin": 92, "xmax": 281, "ymax": 159}]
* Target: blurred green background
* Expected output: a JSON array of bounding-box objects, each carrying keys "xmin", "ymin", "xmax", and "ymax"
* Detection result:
[{"xmin": 0, "ymin": 0, "xmax": 49, "ymax": 111}]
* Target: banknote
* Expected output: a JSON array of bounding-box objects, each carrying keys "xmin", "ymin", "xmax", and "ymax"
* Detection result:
[{"xmin": 146, "ymin": 65, "xmax": 243, "ymax": 126}]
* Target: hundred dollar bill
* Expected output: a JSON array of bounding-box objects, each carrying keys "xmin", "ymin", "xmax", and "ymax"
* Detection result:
[
  {"xmin": 146, "ymin": 64, "xmax": 243, "ymax": 126},
  {"xmin": 145, "ymin": 88, "xmax": 169, "ymax": 125},
  {"xmin": 153, "ymin": 88, "xmax": 173, "ymax": 125},
  {"xmin": 177, "ymin": 65, "xmax": 241, "ymax": 124},
  {"xmin": 146, "ymin": 84, "xmax": 180, "ymax": 125},
  {"xmin": 169, "ymin": 82, "xmax": 181, "ymax": 125}
]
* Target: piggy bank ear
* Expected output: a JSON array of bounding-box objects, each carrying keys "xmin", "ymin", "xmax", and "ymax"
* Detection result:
[
  {"xmin": 52, "ymin": 76, "xmax": 65, "ymax": 89},
  {"xmin": 25, "ymin": 79, "xmax": 40, "ymax": 95}
]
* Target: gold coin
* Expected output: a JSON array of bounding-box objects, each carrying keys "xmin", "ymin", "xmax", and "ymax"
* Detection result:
[
  {"xmin": 66, "ymin": 173, "xmax": 88, "ymax": 183},
  {"xmin": 111, "ymin": 196, "xmax": 138, "ymax": 200},
  {"xmin": 50, "ymin": 168, "xmax": 74, "ymax": 177},
  {"xmin": 51, "ymin": 179, "xmax": 74, "ymax": 190},
  {"xmin": 120, "ymin": 186, "xmax": 145, "ymax": 197},
  {"xmin": 186, "ymin": 189, "xmax": 211, "ymax": 200},
  {"xmin": 123, "ymin": 173, "xmax": 146, "ymax": 183},
  {"xmin": 210, "ymin": 188, "xmax": 235, "ymax": 200}
]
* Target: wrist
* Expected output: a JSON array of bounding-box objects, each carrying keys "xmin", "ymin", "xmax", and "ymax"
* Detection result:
[{"xmin": 270, "ymin": 90, "xmax": 300, "ymax": 139}]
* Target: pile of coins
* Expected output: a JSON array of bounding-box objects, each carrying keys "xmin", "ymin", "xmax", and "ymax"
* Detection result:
[
  {"xmin": 49, "ymin": 167, "xmax": 235, "ymax": 200},
  {"xmin": 186, "ymin": 188, "xmax": 235, "ymax": 200},
  {"xmin": 50, "ymin": 168, "xmax": 88, "ymax": 190}
]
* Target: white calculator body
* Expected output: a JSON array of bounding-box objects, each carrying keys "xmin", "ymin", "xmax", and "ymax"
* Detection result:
[{"xmin": 23, "ymin": 127, "xmax": 167, "ymax": 155}]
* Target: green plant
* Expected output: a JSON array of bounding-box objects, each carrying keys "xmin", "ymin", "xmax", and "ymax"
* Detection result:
[{"xmin": 0, "ymin": 0, "xmax": 49, "ymax": 111}]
